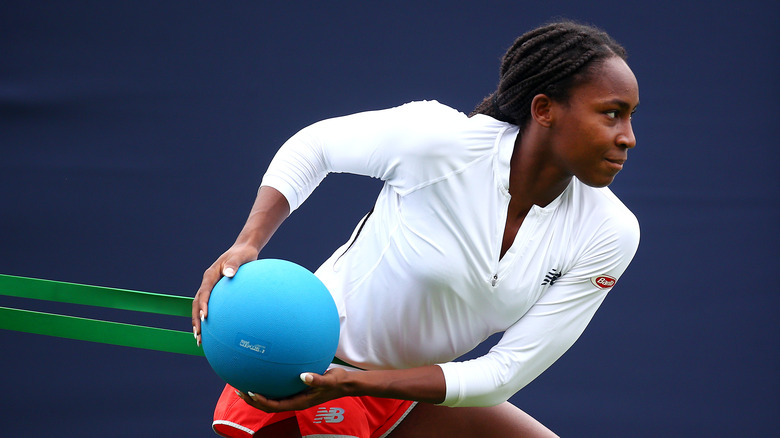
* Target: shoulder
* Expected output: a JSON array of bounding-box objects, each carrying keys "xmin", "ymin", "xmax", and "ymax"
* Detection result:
[
  {"xmin": 390, "ymin": 100, "xmax": 465, "ymax": 119},
  {"xmin": 381, "ymin": 100, "xmax": 508, "ymax": 136},
  {"xmin": 570, "ymin": 180, "xmax": 640, "ymax": 249},
  {"xmin": 557, "ymin": 181, "xmax": 640, "ymax": 280},
  {"xmin": 359, "ymin": 100, "xmax": 511, "ymax": 164},
  {"xmin": 307, "ymin": 100, "xmax": 508, "ymax": 144},
  {"xmin": 333, "ymin": 100, "xmax": 466, "ymax": 129}
]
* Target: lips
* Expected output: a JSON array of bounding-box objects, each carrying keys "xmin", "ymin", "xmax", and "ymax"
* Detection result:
[{"xmin": 604, "ymin": 157, "xmax": 626, "ymax": 170}]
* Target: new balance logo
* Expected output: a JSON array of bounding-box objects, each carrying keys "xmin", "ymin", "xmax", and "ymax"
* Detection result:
[
  {"xmin": 541, "ymin": 268, "xmax": 562, "ymax": 286},
  {"xmin": 313, "ymin": 407, "xmax": 345, "ymax": 424}
]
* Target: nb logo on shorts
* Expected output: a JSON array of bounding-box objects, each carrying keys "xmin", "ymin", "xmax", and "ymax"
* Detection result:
[{"xmin": 313, "ymin": 407, "xmax": 345, "ymax": 424}]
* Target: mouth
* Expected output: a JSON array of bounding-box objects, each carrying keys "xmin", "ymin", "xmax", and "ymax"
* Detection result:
[{"xmin": 604, "ymin": 157, "xmax": 626, "ymax": 170}]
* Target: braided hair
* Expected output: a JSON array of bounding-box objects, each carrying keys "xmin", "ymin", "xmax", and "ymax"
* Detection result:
[{"xmin": 471, "ymin": 21, "xmax": 627, "ymax": 129}]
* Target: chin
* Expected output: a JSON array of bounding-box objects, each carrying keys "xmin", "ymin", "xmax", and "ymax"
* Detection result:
[{"xmin": 579, "ymin": 176, "xmax": 615, "ymax": 188}]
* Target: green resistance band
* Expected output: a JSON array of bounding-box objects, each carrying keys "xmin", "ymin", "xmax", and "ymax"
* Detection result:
[{"xmin": 0, "ymin": 274, "xmax": 203, "ymax": 356}]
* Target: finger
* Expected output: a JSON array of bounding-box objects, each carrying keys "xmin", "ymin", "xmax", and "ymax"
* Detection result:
[
  {"xmin": 191, "ymin": 301, "xmax": 200, "ymax": 332},
  {"xmin": 195, "ymin": 265, "xmax": 222, "ymax": 321},
  {"xmin": 235, "ymin": 390, "xmax": 256, "ymax": 408},
  {"xmin": 236, "ymin": 390, "xmax": 283, "ymax": 413},
  {"xmin": 191, "ymin": 291, "xmax": 207, "ymax": 345},
  {"xmin": 191, "ymin": 299, "xmax": 203, "ymax": 346},
  {"xmin": 235, "ymin": 390, "xmax": 257, "ymax": 404},
  {"xmin": 192, "ymin": 265, "xmax": 223, "ymax": 346},
  {"xmin": 300, "ymin": 372, "xmax": 315, "ymax": 386}
]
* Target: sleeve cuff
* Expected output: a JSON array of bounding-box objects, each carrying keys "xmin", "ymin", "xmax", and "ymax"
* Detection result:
[
  {"xmin": 260, "ymin": 176, "xmax": 301, "ymax": 213},
  {"xmin": 435, "ymin": 362, "xmax": 462, "ymax": 406}
]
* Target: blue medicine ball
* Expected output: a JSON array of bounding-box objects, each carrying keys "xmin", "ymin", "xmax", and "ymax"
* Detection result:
[{"xmin": 201, "ymin": 259, "xmax": 340, "ymax": 399}]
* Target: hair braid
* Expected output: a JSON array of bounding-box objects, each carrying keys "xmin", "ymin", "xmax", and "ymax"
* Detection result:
[{"xmin": 471, "ymin": 20, "xmax": 627, "ymax": 129}]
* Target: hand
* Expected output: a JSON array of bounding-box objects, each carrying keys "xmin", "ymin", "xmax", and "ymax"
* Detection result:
[
  {"xmin": 191, "ymin": 243, "xmax": 259, "ymax": 346},
  {"xmin": 191, "ymin": 186, "xmax": 291, "ymax": 347},
  {"xmin": 235, "ymin": 368, "xmax": 353, "ymax": 413}
]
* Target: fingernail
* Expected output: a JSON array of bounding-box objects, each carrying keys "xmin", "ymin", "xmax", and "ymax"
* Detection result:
[
  {"xmin": 224, "ymin": 267, "xmax": 235, "ymax": 277},
  {"xmin": 300, "ymin": 373, "xmax": 313, "ymax": 384},
  {"xmin": 197, "ymin": 336, "xmax": 201, "ymax": 348},
  {"xmin": 193, "ymin": 326, "xmax": 197, "ymax": 340},
  {"xmin": 247, "ymin": 391, "xmax": 256, "ymax": 398},
  {"xmin": 235, "ymin": 390, "xmax": 242, "ymax": 397},
  {"xmin": 200, "ymin": 310, "xmax": 205, "ymax": 322}
]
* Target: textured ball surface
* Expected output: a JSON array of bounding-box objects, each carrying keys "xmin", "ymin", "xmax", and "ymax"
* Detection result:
[{"xmin": 201, "ymin": 259, "xmax": 340, "ymax": 398}]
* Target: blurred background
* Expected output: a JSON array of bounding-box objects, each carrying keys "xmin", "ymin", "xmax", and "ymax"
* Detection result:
[{"xmin": 1, "ymin": 1, "xmax": 777, "ymax": 436}]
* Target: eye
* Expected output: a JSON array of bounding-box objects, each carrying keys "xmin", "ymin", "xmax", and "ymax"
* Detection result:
[{"xmin": 605, "ymin": 110, "xmax": 618, "ymax": 119}]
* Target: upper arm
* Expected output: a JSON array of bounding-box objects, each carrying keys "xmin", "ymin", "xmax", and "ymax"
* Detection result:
[{"xmin": 260, "ymin": 101, "xmax": 472, "ymax": 211}]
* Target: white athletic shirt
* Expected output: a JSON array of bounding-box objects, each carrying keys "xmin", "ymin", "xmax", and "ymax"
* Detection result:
[{"xmin": 260, "ymin": 100, "xmax": 640, "ymax": 407}]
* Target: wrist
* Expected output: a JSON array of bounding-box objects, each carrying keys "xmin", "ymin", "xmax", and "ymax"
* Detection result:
[
  {"xmin": 232, "ymin": 232, "xmax": 263, "ymax": 254},
  {"xmin": 338, "ymin": 369, "xmax": 373, "ymax": 398}
]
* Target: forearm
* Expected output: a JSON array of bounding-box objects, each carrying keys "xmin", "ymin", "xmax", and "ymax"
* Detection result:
[
  {"xmin": 237, "ymin": 365, "xmax": 447, "ymax": 412},
  {"xmin": 348, "ymin": 365, "xmax": 447, "ymax": 405},
  {"xmin": 233, "ymin": 185, "xmax": 290, "ymax": 253}
]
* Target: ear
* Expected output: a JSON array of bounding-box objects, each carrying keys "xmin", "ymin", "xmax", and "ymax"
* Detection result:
[{"xmin": 530, "ymin": 94, "xmax": 554, "ymax": 128}]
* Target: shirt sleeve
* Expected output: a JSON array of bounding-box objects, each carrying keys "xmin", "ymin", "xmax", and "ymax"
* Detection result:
[
  {"xmin": 437, "ymin": 209, "xmax": 640, "ymax": 407},
  {"xmin": 260, "ymin": 101, "xmax": 472, "ymax": 212}
]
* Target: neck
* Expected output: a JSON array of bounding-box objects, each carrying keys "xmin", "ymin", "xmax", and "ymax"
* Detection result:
[{"xmin": 507, "ymin": 130, "xmax": 572, "ymax": 214}]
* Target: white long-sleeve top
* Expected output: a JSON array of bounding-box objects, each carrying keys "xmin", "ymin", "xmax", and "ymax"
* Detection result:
[{"xmin": 260, "ymin": 100, "xmax": 640, "ymax": 407}]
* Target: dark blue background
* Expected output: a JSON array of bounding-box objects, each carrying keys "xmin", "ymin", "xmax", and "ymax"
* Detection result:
[{"xmin": 1, "ymin": 1, "xmax": 777, "ymax": 436}]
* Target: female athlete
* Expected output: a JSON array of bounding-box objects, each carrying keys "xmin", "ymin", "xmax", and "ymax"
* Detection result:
[{"xmin": 193, "ymin": 20, "xmax": 640, "ymax": 437}]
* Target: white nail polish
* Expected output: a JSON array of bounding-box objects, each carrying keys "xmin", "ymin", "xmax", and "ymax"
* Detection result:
[
  {"xmin": 193, "ymin": 327, "xmax": 197, "ymax": 339},
  {"xmin": 200, "ymin": 310, "xmax": 205, "ymax": 322},
  {"xmin": 224, "ymin": 267, "xmax": 235, "ymax": 277}
]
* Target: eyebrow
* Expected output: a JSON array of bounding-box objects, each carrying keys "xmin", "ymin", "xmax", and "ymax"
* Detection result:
[{"xmin": 605, "ymin": 99, "xmax": 640, "ymax": 111}]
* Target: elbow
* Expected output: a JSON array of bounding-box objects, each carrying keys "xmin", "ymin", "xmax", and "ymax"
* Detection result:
[
  {"xmin": 439, "ymin": 362, "xmax": 525, "ymax": 408},
  {"xmin": 443, "ymin": 386, "xmax": 515, "ymax": 408}
]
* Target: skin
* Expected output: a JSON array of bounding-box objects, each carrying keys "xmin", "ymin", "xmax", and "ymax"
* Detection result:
[{"xmin": 192, "ymin": 55, "xmax": 638, "ymax": 437}]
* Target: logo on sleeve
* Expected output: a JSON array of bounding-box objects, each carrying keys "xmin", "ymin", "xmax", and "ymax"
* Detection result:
[
  {"xmin": 590, "ymin": 275, "xmax": 617, "ymax": 289},
  {"xmin": 313, "ymin": 407, "xmax": 345, "ymax": 424}
]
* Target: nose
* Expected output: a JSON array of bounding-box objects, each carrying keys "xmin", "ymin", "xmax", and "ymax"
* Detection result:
[{"xmin": 617, "ymin": 121, "xmax": 636, "ymax": 149}]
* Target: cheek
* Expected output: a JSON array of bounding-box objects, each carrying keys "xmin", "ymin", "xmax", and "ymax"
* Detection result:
[
  {"xmin": 552, "ymin": 117, "xmax": 608, "ymax": 167},
  {"xmin": 570, "ymin": 139, "xmax": 604, "ymax": 166}
]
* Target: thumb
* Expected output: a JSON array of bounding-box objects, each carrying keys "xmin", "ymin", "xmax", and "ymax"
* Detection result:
[
  {"xmin": 299, "ymin": 372, "xmax": 315, "ymax": 386},
  {"xmin": 222, "ymin": 264, "xmax": 237, "ymax": 278}
]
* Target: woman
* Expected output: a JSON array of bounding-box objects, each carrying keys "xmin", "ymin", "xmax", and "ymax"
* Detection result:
[{"xmin": 193, "ymin": 20, "xmax": 640, "ymax": 437}]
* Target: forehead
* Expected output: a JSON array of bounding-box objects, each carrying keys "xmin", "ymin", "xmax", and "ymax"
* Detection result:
[{"xmin": 573, "ymin": 57, "xmax": 639, "ymax": 105}]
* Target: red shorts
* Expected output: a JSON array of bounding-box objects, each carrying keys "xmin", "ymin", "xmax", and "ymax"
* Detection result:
[{"xmin": 212, "ymin": 384, "xmax": 416, "ymax": 438}]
